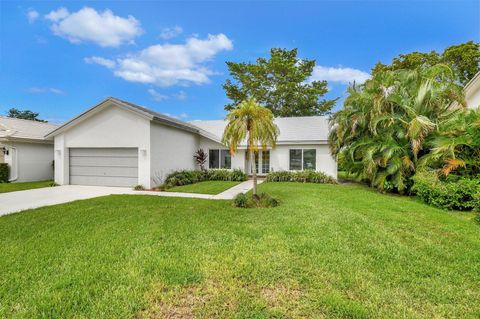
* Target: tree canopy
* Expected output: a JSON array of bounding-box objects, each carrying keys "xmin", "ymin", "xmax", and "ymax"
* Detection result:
[
  {"xmin": 329, "ymin": 65, "xmax": 466, "ymax": 193},
  {"xmin": 6, "ymin": 108, "xmax": 46, "ymax": 122},
  {"xmin": 223, "ymin": 48, "xmax": 336, "ymax": 117},
  {"xmin": 372, "ymin": 41, "xmax": 480, "ymax": 85}
]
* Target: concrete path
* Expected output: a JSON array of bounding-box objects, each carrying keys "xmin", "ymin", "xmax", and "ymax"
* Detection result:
[{"xmin": 0, "ymin": 180, "xmax": 261, "ymax": 217}]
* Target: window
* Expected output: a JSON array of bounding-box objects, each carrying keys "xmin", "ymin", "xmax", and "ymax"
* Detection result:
[
  {"xmin": 303, "ymin": 149, "xmax": 316, "ymax": 170},
  {"xmin": 209, "ymin": 149, "xmax": 231, "ymax": 169},
  {"xmin": 289, "ymin": 149, "xmax": 316, "ymax": 170},
  {"xmin": 289, "ymin": 149, "xmax": 302, "ymax": 170}
]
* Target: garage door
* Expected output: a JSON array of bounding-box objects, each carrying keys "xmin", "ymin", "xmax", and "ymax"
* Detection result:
[{"xmin": 69, "ymin": 148, "xmax": 138, "ymax": 187}]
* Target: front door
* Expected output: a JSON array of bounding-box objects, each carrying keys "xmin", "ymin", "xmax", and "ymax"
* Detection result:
[{"xmin": 245, "ymin": 150, "xmax": 270, "ymax": 175}]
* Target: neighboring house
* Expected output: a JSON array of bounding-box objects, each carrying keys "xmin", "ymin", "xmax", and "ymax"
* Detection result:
[
  {"xmin": 464, "ymin": 71, "xmax": 480, "ymax": 109},
  {"xmin": 0, "ymin": 117, "xmax": 59, "ymax": 182},
  {"xmin": 46, "ymin": 97, "xmax": 337, "ymax": 188}
]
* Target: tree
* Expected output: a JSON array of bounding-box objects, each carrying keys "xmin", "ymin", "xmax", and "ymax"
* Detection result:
[
  {"xmin": 6, "ymin": 108, "xmax": 46, "ymax": 122},
  {"xmin": 222, "ymin": 98, "xmax": 279, "ymax": 196},
  {"xmin": 372, "ymin": 41, "xmax": 480, "ymax": 85},
  {"xmin": 193, "ymin": 149, "xmax": 208, "ymax": 171},
  {"xmin": 223, "ymin": 48, "xmax": 336, "ymax": 117},
  {"xmin": 329, "ymin": 65, "xmax": 465, "ymax": 193}
]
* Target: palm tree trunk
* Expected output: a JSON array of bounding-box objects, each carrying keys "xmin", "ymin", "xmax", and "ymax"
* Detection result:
[{"xmin": 250, "ymin": 148, "xmax": 257, "ymax": 197}]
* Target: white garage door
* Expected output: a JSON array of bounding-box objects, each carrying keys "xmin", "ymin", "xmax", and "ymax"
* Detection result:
[{"xmin": 69, "ymin": 148, "xmax": 138, "ymax": 187}]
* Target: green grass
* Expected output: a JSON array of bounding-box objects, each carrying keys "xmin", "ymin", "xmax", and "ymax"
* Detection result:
[
  {"xmin": 0, "ymin": 180, "xmax": 53, "ymax": 193},
  {"xmin": 1, "ymin": 183, "xmax": 479, "ymax": 318},
  {"xmin": 166, "ymin": 180, "xmax": 241, "ymax": 194}
]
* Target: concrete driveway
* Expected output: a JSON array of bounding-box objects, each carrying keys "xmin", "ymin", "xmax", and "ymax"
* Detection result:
[{"xmin": 0, "ymin": 180, "xmax": 260, "ymax": 217}]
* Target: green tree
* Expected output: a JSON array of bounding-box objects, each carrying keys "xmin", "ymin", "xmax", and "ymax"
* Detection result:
[
  {"xmin": 223, "ymin": 48, "xmax": 336, "ymax": 117},
  {"xmin": 6, "ymin": 108, "xmax": 46, "ymax": 122},
  {"xmin": 329, "ymin": 65, "xmax": 465, "ymax": 193},
  {"xmin": 372, "ymin": 41, "xmax": 480, "ymax": 85},
  {"xmin": 222, "ymin": 98, "xmax": 279, "ymax": 196}
]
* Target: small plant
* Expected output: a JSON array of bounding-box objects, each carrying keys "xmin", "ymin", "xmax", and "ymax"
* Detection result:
[
  {"xmin": 233, "ymin": 193, "xmax": 249, "ymax": 208},
  {"xmin": 233, "ymin": 192, "xmax": 280, "ymax": 208},
  {"xmin": 193, "ymin": 149, "xmax": 208, "ymax": 171},
  {"xmin": 0, "ymin": 163, "xmax": 9, "ymax": 183},
  {"xmin": 133, "ymin": 185, "xmax": 145, "ymax": 191},
  {"xmin": 49, "ymin": 182, "xmax": 59, "ymax": 187}
]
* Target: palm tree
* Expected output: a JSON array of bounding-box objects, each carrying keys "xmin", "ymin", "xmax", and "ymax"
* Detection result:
[
  {"xmin": 222, "ymin": 98, "xmax": 279, "ymax": 196},
  {"xmin": 329, "ymin": 64, "xmax": 465, "ymax": 192}
]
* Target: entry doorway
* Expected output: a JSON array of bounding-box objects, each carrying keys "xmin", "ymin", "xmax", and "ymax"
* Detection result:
[{"xmin": 245, "ymin": 150, "xmax": 270, "ymax": 175}]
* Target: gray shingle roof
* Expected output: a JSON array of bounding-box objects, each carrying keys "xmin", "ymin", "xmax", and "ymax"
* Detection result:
[
  {"xmin": 190, "ymin": 116, "xmax": 331, "ymax": 144},
  {"xmin": 0, "ymin": 116, "xmax": 59, "ymax": 141}
]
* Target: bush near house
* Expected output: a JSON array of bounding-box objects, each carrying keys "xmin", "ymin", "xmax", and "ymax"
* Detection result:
[
  {"xmin": 412, "ymin": 171, "xmax": 480, "ymax": 211},
  {"xmin": 0, "ymin": 163, "xmax": 9, "ymax": 183},
  {"xmin": 163, "ymin": 169, "xmax": 247, "ymax": 189},
  {"xmin": 266, "ymin": 170, "xmax": 337, "ymax": 184}
]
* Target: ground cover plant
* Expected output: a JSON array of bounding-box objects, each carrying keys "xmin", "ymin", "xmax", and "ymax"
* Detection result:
[{"xmin": 1, "ymin": 183, "xmax": 479, "ymax": 318}]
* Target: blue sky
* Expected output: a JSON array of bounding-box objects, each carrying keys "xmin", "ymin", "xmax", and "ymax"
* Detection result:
[{"xmin": 0, "ymin": 1, "xmax": 478, "ymax": 123}]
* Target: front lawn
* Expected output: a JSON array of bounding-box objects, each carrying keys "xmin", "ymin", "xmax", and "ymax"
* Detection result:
[
  {"xmin": 1, "ymin": 183, "xmax": 479, "ymax": 318},
  {"xmin": 166, "ymin": 180, "xmax": 240, "ymax": 194},
  {"xmin": 0, "ymin": 180, "xmax": 53, "ymax": 194}
]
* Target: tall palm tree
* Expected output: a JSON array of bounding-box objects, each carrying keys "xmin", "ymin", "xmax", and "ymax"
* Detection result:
[
  {"xmin": 329, "ymin": 64, "xmax": 465, "ymax": 192},
  {"xmin": 222, "ymin": 98, "xmax": 279, "ymax": 196}
]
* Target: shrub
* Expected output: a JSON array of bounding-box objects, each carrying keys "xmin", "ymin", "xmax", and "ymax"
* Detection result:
[
  {"xmin": 162, "ymin": 169, "xmax": 247, "ymax": 189},
  {"xmin": 266, "ymin": 170, "xmax": 337, "ymax": 184},
  {"xmin": 133, "ymin": 185, "xmax": 145, "ymax": 191},
  {"xmin": 49, "ymin": 182, "xmax": 59, "ymax": 187},
  {"xmin": 412, "ymin": 171, "xmax": 480, "ymax": 211},
  {"xmin": 233, "ymin": 192, "xmax": 280, "ymax": 208},
  {"xmin": 0, "ymin": 163, "xmax": 9, "ymax": 183},
  {"xmin": 233, "ymin": 193, "xmax": 249, "ymax": 208}
]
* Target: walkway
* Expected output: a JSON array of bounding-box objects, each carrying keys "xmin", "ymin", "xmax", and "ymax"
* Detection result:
[{"xmin": 0, "ymin": 180, "xmax": 262, "ymax": 217}]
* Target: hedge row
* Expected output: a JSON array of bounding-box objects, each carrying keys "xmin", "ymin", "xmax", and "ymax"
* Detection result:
[
  {"xmin": 163, "ymin": 169, "xmax": 247, "ymax": 189},
  {"xmin": 0, "ymin": 163, "xmax": 9, "ymax": 183},
  {"xmin": 266, "ymin": 170, "xmax": 337, "ymax": 184},
  {"xmin": 412, "ymin": 172, "xmax": 480, "ymax": 211}
]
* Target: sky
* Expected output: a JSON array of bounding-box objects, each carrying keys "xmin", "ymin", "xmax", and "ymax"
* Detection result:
[{"xmin": 0, "ymin": 1, "xmax": 478, "ymax": 123}]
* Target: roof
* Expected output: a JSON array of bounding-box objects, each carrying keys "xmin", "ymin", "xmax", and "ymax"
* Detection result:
[
  {"xmin": 46, "ymin": 97, "xmax": 331, "ymax": 145},
  {"xmin": 45, "ymin": 97, "xmax": 221, "ymax": 142},
  {"xmin": 0, "ymin": 116, "xmax": 59, "ymax": 142},
  {"xmin": 190, "ymin": 116, "xmax": 330, "ymax": 145},
  {"xmin": 464, "ymin": 71, "xmax": 480, "ymax": 95}
]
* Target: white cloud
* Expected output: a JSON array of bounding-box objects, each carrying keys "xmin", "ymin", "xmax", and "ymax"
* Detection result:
[
  {"xmin": 45, "ymin": 7, "xmax": 143, "ymax": 47},
  {"xmin": 310, "ymin": 66, "xmax": 370, "ymax": 84},
  {"xmin": 27, "ymin": 87, "xmax": 64, "ymax": 95},
  {"xmin": 84, "ymin": 56, "xmax": 116, "ymax": 69},
  {"xmin": 159, "ymin": 26, "xmax": 183, "ymax": 39},
  {"xmin": 147, "ymin": 89, "xmax": 188, "ymax": 102},
  {"xmin": 91, "ymin": 33, "xmax": 233, "ymax": 87},
  {"xmin": 173, "ymin": 90, "xmax": 187, "ymax": 101},
  {"xmin": 147, "ymin": 89, "xmax": 169, "ymax": 102},
  {"xmin": 27, "ymin": 9, "xmax": 39, "ymax": 24}
]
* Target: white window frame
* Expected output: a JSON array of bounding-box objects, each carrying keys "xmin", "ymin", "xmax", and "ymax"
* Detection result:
[
  {"xmin": 208, "ymin": 149, "xmax": 231, "ymax": 169},
  {"xmin": 289, "ymin": 148, "xmax": 316, "ymax": 171}
]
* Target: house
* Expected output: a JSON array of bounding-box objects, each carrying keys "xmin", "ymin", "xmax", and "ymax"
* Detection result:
[
  {"xmin": 46, "ymin": 97, "xmax": 337, "ymax": 188},
  {"xmin": 464, "ymin": 71, "xmax": 480, "ymax": 109},
  {"xmin": 0, "ymin": 117, "xmax": 59, "ymax": 182}
]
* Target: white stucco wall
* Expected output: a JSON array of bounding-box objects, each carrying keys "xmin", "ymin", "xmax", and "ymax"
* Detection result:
[
  {"xmin": 3, "ymin": 141, "xmax": 54, "ymax": 182},
  {"xmin": 54, "ymin": 104, "xmax": 151, "ymax": 187},
  {"xmin": 150, "ymin": 122, "xmax": 200, "ymax": 186}
]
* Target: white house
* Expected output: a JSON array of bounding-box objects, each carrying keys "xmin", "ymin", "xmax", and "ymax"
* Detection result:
[
  {"xmin": 0, "ymin": 117, "xmax": 58, "ymax": 182},
  {"xmin": 464, "ymin": 71, "xmax": 480, "ymax": 109},
  {"xmin": 46, "ymin": 97, "xmax": 337, "ymax": 188}
]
